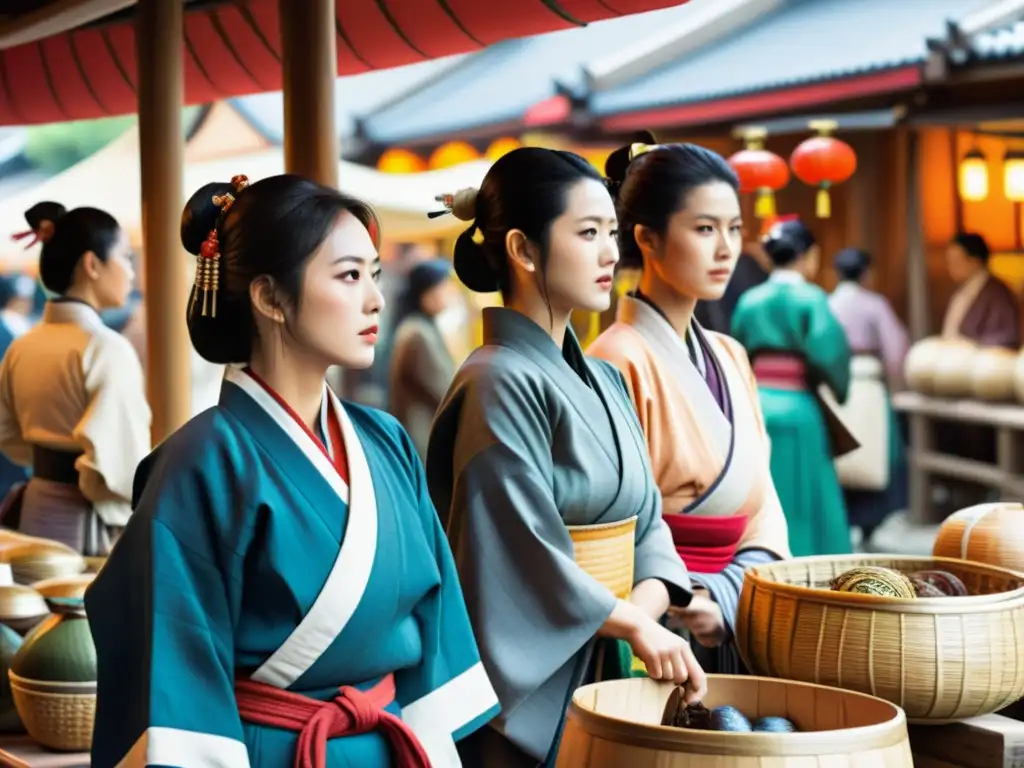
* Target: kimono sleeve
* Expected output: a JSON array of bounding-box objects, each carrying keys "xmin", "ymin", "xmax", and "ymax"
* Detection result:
[
  {"xmin": 803, "ymin": 292, "xmax": 852, "ymax": 403},
  {"xmin": 0, "ymin": 348, "xmax": 29, "ymax": 465},
  {"xmin": 85, "ymin": 453, "xmax": 249, "ymax": 768},
  {"xmin": 394, "ymin": 426, "xmax": 500, "ymax": 768},
  {"xmin": 75, "ymin": 331, "xmax": 152, "ymax": 526},
  {"xmin": 428, "ymin": 368, "xmax": 619, "ymax": 719}
]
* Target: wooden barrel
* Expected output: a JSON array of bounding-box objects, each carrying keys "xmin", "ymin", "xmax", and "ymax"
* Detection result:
[
  {"xmin": 567, "ymin": 516, "xmax": 636, "ymax": 599},
  {"xmin": 556, "ymin": 676, "xmax": 913, "ymax": 767}
]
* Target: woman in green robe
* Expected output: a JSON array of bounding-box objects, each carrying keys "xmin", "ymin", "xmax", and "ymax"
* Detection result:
[{"xmin": 730, "ymin": 218, "xmax": 852, "ymax": 557}]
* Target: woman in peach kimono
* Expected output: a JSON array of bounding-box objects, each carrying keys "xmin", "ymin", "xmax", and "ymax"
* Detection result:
[{"xmin": 590, "ymin": 138, "xmax": 791, "ymax": 673}]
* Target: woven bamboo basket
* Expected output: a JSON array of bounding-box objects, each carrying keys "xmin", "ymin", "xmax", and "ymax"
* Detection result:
[
  {"xmin": 556, "ymin": 675, "xmax": 912, "ymax": 767},
  {"xmin": 9, "ymin": 678, "xmax": 94, "ymax": 751},
  {"xmin": 0, "ymin": 540, "xmax": 85, "ymax": 585},
  {"xmin": 567, "ymin": 516, "xmax": 636, "ymax": 599},
  {"xmin": 932, "ymin": 503, "xmax": 1024, "ymax": 573},
  {"xmin": 735, "ymin": 555, "xmax": 1024, "ymax": 723}
]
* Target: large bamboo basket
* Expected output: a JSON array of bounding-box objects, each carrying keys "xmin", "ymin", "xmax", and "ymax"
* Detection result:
[
  {"xmin": 567, "ymin": 516, "xmax": 636, "ymax": 599},
  {"xmin": 556, "ymin": 675, "xmax": 912, "ymax": 767},
  {"xmin": 736, "ymin": 555, "xmax": 1024, "ymax": 723}
]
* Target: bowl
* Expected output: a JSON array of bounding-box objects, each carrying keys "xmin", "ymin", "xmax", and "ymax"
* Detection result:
[
  {"xmin": 556, "ymin": 675, "xmax": 912, "ymax": 767},
  {"xmin": 736, "ymin": 554, "xmax": 1024, "ymax": 723}
]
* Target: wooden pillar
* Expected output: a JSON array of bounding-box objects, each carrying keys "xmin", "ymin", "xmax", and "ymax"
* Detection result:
[
  {"xmin": 137, "ymin": 0, "xmax": 190, "ymax": 442},
  {"xmin": 904, "ymin": 128, "xmax": 930, "ymax": 341},
  {"xmin": 280, "ymin": 0, "xmax": 338, "ymax": 187}
]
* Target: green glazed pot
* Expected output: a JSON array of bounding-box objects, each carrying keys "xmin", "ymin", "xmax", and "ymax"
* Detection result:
[
  {"xmin": 10, "ymin": 597, "xmax": 95, "ymax": 683},
  {"xmin": 0, "ymin": 624, "xmax": 23, "ymax": 732}
]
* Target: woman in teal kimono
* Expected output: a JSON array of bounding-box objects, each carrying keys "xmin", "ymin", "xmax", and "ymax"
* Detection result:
[
  {"xmin": 730, "ymin": 218, "xmax": 853, "ymax": 557},
  {"xmin": 85, "ymin": 174, "xmax": 500, "ymax": 767},
  {"xmin": 426, "ymin": 148, "xmax": 705, "ymax": 767}
]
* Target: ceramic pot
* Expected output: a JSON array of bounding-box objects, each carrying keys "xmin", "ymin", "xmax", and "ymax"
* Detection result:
[{"xmin": 10, "ymin": 597, "xmax": 95, "ymax": 683}]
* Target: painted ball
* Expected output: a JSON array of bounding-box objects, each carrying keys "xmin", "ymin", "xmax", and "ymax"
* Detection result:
[
  {"xmin": 753, "ymin": 716, "xmax": 797, "ymax": 733},
  {"xmin": 710, "ymin": 705, "xmax": 752, "ymax": 732}
]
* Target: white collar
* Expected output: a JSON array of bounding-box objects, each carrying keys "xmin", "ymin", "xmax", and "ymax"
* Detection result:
[
  {"xmin": 769, "ymin": 269, "xmax": 806, "ymax": 285},
  {"xmin": 42, "ymin": 300, "xmax": 105, "ymax": 332}
]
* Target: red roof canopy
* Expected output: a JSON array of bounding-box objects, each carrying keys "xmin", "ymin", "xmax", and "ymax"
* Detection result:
[{"xmin": 0, "ymin": 0, "xmax": 686, "ymax": 126}]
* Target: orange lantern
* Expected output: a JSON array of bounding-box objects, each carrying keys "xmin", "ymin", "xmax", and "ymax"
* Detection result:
[
  {"xmin": 789, "ymin": 120, "xmax": 857, "ymax": 219},
  {"xmin": 727, "ymin": 128, "xmax": 790, "ymax": 219},
  {"xmin": 428, "ymin": 141, "xmax": 480, "ymax": 170},
  {"xmin": 486, "ymin": 137, "xmax": 521, "ymax": 162},
  {"xmin": 376, "ymin": 148, "xmax": 426, "ymax": 174}
]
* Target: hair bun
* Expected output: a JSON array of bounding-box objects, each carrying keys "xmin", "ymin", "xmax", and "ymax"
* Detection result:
[{"xmin": 181, "ymin": 181, "xmax": 235, "ymax": 257}]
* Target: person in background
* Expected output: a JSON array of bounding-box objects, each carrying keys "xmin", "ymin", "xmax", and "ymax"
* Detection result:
[
  {"xmin": 942, "ymin": 232, "xmax": 1020, "ymax": 348},
  {"xmin": 693, "ymin": 240, "xmax": 770, "ymax": 334},
  {"xmin": 0, "ymin": 206, "xmax": 150, "ymax": 554},
  {"xmin": 590, "ymin": 139, "xmax": 790, "ymax": 675},
  {"xmin": 731, "ymin": 217, "xmax": 853, "ymax": 557},
  {"xmin": 829, "ymin": 247, "xmax": 909, "ymax": 544},
  {"xmin": 388, "ymin": 259, "xmax": 459, "ymax": 460},
  {"xmin": 427, "ymin": 148, "xmax": 704, "ymax": 767},
  {"xmin": 0, "ymin": 274, "xmax": 37, "ymax": 337}
]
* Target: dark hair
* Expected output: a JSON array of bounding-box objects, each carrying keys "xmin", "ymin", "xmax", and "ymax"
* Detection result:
[
  {"xmin": 39, "ymin": 207, "xmax": 121, "ymax": 295},
  {"xmin": 181, "ymin": 173, "xmax": 380, "ymax": 365},
  {"xmin": 449, "ymin": 147, "xmax": 604, "ymax": 295},
  {"xmin": 763, "ymin": 218, "xmax": 816, "ymax": 267},
  {"xmin": 951, "ymin": 231, "xmax": 990, "ymax": 264},
  {"xmin": 605, "ymin": 130, "xmax": 739, "ymax": 269},
  {"xmin": 24, "ymin": 201, "xmax": 66, "ymax": 231},
  {"xmin": 834, "ymin": 247, "xmax": 871, "ymax": 282}
]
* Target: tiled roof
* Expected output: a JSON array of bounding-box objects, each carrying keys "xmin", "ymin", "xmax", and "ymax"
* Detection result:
[
  {"xmin": 591, "ymin": 0, "xmax": 993, "ymax": 116},
  {"xmin": 969, "ymin": 20, "xmax": 1024, "ymax": 59}
]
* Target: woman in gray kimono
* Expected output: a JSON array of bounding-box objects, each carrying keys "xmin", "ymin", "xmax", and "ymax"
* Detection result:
[
  {"xmin": 0, "ymin": 206, "xmax": 149, "ymax": 553},
  {"xmin": 388, "ymin": 259, "xmax": 458, "ymax": 459},
  {"xmin": 426, "ymin": 147, "xmax": 705, "ymax": 767}
]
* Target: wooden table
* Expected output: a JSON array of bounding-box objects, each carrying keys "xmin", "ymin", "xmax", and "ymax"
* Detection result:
[
  {"xmin": 0, "ymin": 736, "xmax": 88, "ymax": 767},
  {"xmin": 909, "ymin": 714, "xmax": 1024, "ymax": 767},
  {"xmin": 893, "ymin": 392, "xmax": 1024, "ymax": 524}
]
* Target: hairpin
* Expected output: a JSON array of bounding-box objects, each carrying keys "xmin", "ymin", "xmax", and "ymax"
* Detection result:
[
  {"xmin": 192, "ymin": 174, "xmax": 249, "ymax": 319},
  {"xmin": 629, "ymin": 142, "xmax": 665, "ymax": 162},
  {"xmin": 10, "ymin": 230, "xmax": 38, "ymax": 250}
]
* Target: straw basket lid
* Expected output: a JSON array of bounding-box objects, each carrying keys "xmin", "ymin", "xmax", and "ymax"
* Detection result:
[
  {"xmin": 567, "ymin": 516, "xmax": 637, "ymax": 600},
  {"xmin": 31, "ymin": 574, "xmax": 95, "ymax": 601},
  {"xmin": 735, "ymin": 554, "xmax": 1024, "ymax": 723},
  {"xmin": 0, "ymin": 540, "xmax": 85, "ymax": 584},
  {"xmin": 0, "ymin": 585, "xmax": 47, "ymax": 621},
  {"xmin": 933, "ymin": 502, "xmax": 1024, "ymax": 573},
  {"xmin": 556, "ymin": 676, "xmax": 911, "ymax": 766},
  {"xmin": 970, "ymin": 347, "xmax": 1018, "ymax": 402}
]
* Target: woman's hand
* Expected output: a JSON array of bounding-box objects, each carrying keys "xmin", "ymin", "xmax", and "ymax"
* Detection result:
[
  {"xmin": 627, "ymin": 614, "xmax": 707, "ymax": 701},
  {"xmin": 674, "ymin": 593, "xmax": 728, "ymax": 648}
]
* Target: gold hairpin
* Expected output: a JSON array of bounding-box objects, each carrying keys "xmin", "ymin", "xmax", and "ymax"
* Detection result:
[{"xmin": 629, "ymin": 142, "xmax": 660, "ymax": 161}]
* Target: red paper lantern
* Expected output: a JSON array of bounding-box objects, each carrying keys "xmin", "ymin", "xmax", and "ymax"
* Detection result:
[
  {"xmin": 790, "ymin": 121, "xmax": 857, "ymax": 219},
  {"xmin": 727, "ymin": 131, "xmax": 790, "ymax": 219}
]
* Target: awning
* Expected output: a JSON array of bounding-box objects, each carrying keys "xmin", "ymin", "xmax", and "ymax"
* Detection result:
[
  {"xmin": 0, "ymin": 0, "xmax": 686, "ymax": 127},
  {"xmin": 590, "ymin": 0, "xmax": 982, "ymax": 131}
]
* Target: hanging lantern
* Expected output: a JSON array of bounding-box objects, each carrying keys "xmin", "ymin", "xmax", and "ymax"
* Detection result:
[
  {"xmin": 376, "ymin": 148, "xmax": 426, "ymax": 174},
  {"xmin": 789, "ymin": 120, "xmax": 857, "ymax": 219},
  {"xmin": 1004, "ymin": 150, "xmax": 1024, "ymax": 202},
  {"xmin": 726, "ymin": 128, "xmax": 790, "ymax": 219},
  {"xmin": 486, "ymin": 137, "xmax": 521, "ymax": 162},
  {"xmin": 428, "ymin": 141, "xmax": 480, "ymax": 170},
  {"xmin": 959, "ymin": 146, "xmax": 989, "ymax": 202}
]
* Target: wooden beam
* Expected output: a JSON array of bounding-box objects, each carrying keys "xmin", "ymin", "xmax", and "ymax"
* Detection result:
[
  {"xmin": 0, "ymin": 0, "xmax": 134, "ymax": 50},
  {"xmin": 279, "ymin": 0, "xmax": 339, "ymax": 187},
  {"xmin": 137, "ymin": 0, "xmax": 191, "ymax": 442}
]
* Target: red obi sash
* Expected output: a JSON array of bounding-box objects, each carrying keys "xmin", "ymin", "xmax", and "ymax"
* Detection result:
[
  {"xmin": 751, "ymin": 353, "xmax": 807, "ymax": 392},
  {"xmin": 235, "ymin": 674, "xmax": 430, "ymax": 768},
  {"xmin": 664, "ymin": 513, "xmax": 748, "ymax": 574}
]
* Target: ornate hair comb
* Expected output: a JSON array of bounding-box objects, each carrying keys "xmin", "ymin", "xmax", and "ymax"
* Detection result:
[{"xmin": 192, "ymin": 174, "xmax": 249, "ymax": 319}]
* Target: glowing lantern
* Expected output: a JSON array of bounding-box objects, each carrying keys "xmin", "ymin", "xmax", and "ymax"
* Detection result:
[
  {"xmin": 1004, "ymin": 150, "xmax": 1024, "ymax": 202},
  {"xmin": 727, "ymin": 128, "xmax": 790, "ymax": 219},
  {"xmin": 486, "ymin": 137, "xmax": 521, "ymax": 161},
  {"xmin": 789, "ymin": 120, "xmax": 857, "ymax": 219},
  {"xmin": 959, "ymin": 146, "xmax": 989, "ymax": 202},
  {"xmin": 376, "ymin": 148, "xmax": 426, "ymax": 174},
  {"xmin": 428, "ymin": 141, "xmax": 480, "ymax": 170}
]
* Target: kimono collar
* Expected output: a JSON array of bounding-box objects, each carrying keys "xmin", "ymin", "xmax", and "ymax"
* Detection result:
[
  {"xmin": 769, "ymin": 268, "xmax": 806, "ymax": 285},
  {"xmin": 617, "ymin": 293, "xmax": 707, "ymax": 376},
  {"xmin": 482, "ymin": 307, "xmax": 589, "ymax": 380},
  {"xmin": 42, "ymin": 298, "xmax": 105, "ymax": 332},
  {"xmin": 832, "ymin": 280, "xmax": 863, "ymax": 298}
]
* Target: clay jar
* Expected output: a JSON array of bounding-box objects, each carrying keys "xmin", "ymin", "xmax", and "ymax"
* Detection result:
[{"xmin": 10, "ymin": 597, "xmax": 95, "ymax": 683}]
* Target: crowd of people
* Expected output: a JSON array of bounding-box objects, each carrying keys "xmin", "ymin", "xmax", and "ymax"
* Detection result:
[{"xmin": 0, "ymin": 136, "xmax": 1013, "ymax": 766}]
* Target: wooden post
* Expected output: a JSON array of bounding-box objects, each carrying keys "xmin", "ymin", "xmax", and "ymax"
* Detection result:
[
  {"xmin": 279, "ymin": 0, "xmax": 338, "ymax": 187},
  {"xmin": 137, "ymin": 0, "xmax": 190, "ymax": 443},
  {"xmin": 905, "ymin": 128, "xmax": 930, "ymax": 341}
]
